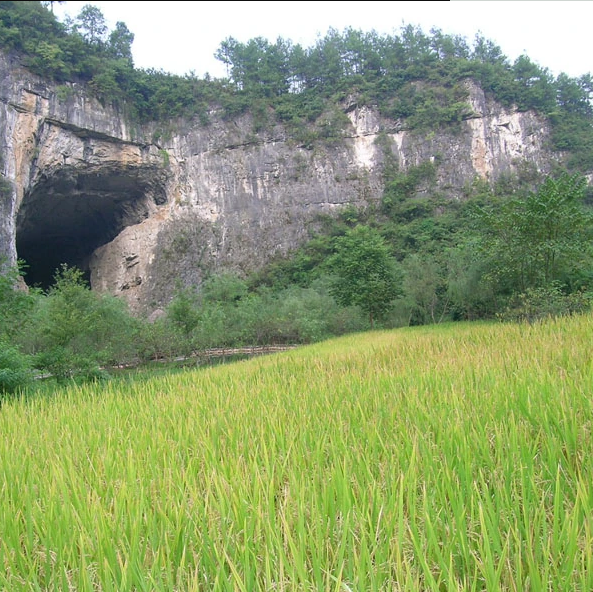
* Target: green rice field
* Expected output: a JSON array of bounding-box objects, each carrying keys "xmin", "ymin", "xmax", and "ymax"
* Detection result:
[{"xmin": 1, "ymin": 315, "xmax": 592, "ymax": 591}]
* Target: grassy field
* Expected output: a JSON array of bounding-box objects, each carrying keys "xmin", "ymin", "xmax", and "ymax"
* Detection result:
[{"xmin": 1, "ymin": 315, "xmax": 592, "ymax": 591}]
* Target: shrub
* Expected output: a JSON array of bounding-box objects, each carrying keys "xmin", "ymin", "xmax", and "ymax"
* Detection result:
[
  {"xmin": 0, "ymin": 342, "xmax": 33, "ymax": 398},
  {"xmin": 497, "ymin": 284, "xmax": 593, "ymax": 323},
  {"xmin": 34, "ymin": 347, "xmax": 109, "ymax": 385}
]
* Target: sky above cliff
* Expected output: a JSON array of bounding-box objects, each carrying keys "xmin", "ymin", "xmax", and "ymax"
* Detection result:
[{"xmin": 53, "ymin": 1, "xmax": 592, "ymax": 80}]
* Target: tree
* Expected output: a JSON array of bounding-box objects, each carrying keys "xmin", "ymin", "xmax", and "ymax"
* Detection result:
[
  {"xmin": 445, "ymin": 242, "xmax": 497, "ymax": 320},
  {"xmin": 0, "ymin": 341, "xmax": 33, "ymax": 398},
  {"xmin": 41, "ymin": 1, "xmax": 65, "ymax": 13},
  {"xmin": 108, "ymin": 21, "xmax": 134, "ymax": 62},
  {"xmin": 201, "ymin": 272, "xmax": 248, "ymax": 304},
  {"xmin": 166, "ymin": 284, "xmax": 201, "ymax": 338},
  {"xmin": 0, "ymin": 259, "xmax": 37, "ymax": 340},
  {"xmin": 512, "ymin": 54, "xmax": 555, "ymax": 112},
  {"xmin": 29, "ymin": 40, "xmax": 68, "ymax": 79},
  {"xmin": 75, "ymin": 4, "xmax": 107, "ymax": 45},
  {"xmin": 327, "ymin": 226, "xmax": 402, "ymax": 328},
  {"xmin": 401, "ymin": 253, "xmax": 448, "ymax": 325},
  {"xmin": 28, "ymin": 265, "xmax": 139, "ymax": 381},
  {"xmin": 473, "ymin": 171, "xmax": 593, "ymax": 296}
]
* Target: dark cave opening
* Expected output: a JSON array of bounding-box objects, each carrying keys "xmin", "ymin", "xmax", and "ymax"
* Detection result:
[
  {"xmin": 15, "ymin": 166, "xmax": 165, "ymax": 291},
  {"xmin": 17, "ymin": 234, "xmax": 93, "ymax": 290}
]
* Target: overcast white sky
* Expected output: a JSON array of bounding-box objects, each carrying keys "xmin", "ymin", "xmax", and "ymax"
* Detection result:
[{"xmin": 53, "ymin": 1, "xmax": 593, "ymax": 80}]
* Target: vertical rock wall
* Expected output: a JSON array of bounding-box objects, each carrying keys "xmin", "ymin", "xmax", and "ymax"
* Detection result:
[{"xmin": 0, "ymin": 53, "xmax": 561, "ymax": 315}]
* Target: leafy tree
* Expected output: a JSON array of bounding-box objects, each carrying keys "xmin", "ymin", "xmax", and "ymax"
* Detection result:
[
  {"xmin": 74, "ymin": 4, "xmax": 107, "ymax": 46},
  {"xmin": 497, "ymin": 282, "xmax": 592, "ymax": 324},
  {"xmin": 327, "ymin": 225, "xmax": 402, "ymax": 327},
  {"xmin": 0, "ymin": 259, "xmax": 37, "ymax": 340},
  {"xmin": 512, "ymin": 54, "xmax": 555, "ymax": 112},
  {"xmin": 472, "ymin": 171, "xmax": 593, "ymax": 296},
  {"xmin": 401, "ymin": 253, "xmax": 448, "ymax": 325},
  {"xmin": 0, "ymin": 341, "xmax": 33, "ymax": 398},
  {"xmin": 28, "ymin": 39, "xmax": 68, "ymax": 78},
  {"xmin": 26, "ymin": 264, "xmax": 140, "ymax": 380},
  {"xmin": 201, "ymin": 271, "xmax": 248, "ymax": 304},
  {"xmin": 445, "ymin": 242, "xmax": 497, "ymax": 320},
  {"xmin": 34, "ymin": 265, "xmax": 98, "ymax": 349},
  {"xmin": 108, "ymin": 21, "xmax": 134, "ymax": 62},
  {"xmin": 166, "ymin": 284, "xmax": 201, "ymax": 341}
]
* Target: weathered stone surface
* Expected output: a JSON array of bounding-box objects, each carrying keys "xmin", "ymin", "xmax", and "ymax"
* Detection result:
[{"xmin": 0, "ymin": 52, "xmax": 562, "ymax": 316}]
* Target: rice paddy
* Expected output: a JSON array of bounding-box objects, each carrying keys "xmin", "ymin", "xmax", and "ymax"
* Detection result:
[{"xmin": 1, "ymin": 315, "xmax": 592, "ymax": 590}]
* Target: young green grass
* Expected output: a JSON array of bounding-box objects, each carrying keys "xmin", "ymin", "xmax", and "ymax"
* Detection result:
[{"xmin": 1, "ymin": 315, "xmax": 592, "ymax": 590}]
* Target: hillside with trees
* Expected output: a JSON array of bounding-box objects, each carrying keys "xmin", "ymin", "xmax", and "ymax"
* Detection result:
[
  {"xmin": 1, "ymin": 1, "xmax": 593, "ymax": 393},
  {"xmin": 2, "ymin": 2, "xmax": 593, "ymax": 166}
]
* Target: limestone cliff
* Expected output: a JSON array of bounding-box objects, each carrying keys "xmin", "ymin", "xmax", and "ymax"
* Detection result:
[{"xmin": 0, "ymin": 51, "xmax": 561, "ymax": 315}]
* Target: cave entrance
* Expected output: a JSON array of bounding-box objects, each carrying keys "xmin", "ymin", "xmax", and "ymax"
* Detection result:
[{"xmin": 16, "ymin": 164, "xmax": 166, "ymax": 291}]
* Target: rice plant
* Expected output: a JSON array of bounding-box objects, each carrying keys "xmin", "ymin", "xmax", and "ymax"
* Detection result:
[{"xmin": 1, "ymin": 315, "xmax": 592, "ymax": 590}]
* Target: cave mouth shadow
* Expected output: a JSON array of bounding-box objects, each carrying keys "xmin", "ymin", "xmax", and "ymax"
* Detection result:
[
  {"xmin": 15, "ymin": 165, "xmax": 166, "ymax": 292},
  {"xmin": 17, "ymin": 239, "xmax": 90, "ymax": 291}
]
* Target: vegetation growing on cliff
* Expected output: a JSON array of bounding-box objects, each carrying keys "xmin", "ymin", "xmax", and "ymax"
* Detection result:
[
  {"xmin": 249, "ymin": 167, "xmax": 593, "ymax": 323},
  {"xmin": 0, "ymin": 2, "xmax": 592, "ymax": 166},
  {"xmin": 1, "ymin": 167, "xmax": 592, "ymax": 395}
]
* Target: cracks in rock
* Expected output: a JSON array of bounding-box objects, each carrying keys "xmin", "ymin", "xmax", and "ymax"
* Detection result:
[{"xmin": 43, "ymin": 118, "xmax": 148, "ymax": 146}]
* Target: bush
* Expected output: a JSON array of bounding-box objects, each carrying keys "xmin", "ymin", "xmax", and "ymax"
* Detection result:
[
  {"xmin": 22, "ymin": 265, "xmax": 141, "ymax": 371},
  {"xmin": 497, "ymin": 284, "xmax": 593, "ymax": 324},
  {"xmin": 34, "ymin": 347, "xmax": 109, "ymax": 385},
  {"xmin": 135, "ymin": 318, "xmax": 184, "ymax": 363},
  {"xmin": 0, "ymin": 342, "xmax": 33, "ymax": 398}
]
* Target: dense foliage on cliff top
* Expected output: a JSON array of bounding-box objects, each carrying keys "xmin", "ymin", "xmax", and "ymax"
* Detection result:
[{"xmin": 1, "ymin": 1, "xmax": 593, "ymax": 168}]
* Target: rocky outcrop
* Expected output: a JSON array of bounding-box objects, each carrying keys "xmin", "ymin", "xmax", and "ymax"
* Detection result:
[{"xmin": 0, "ymin": 51, "xmax": 561, "ymax": 315}]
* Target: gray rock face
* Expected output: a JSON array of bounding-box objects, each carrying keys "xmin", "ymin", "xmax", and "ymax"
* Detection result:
[{"xmin": 0, "ymin": 52, "xmax": 561, "ymax": 315}]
